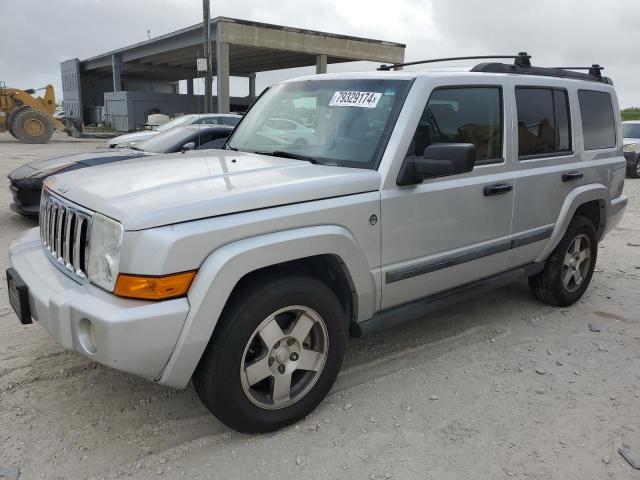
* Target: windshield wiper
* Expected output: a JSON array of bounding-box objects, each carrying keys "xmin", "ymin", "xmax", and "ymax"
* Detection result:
[{"xmin": 255, "ymin": 150, "xmax": 319, "ymax": 164}]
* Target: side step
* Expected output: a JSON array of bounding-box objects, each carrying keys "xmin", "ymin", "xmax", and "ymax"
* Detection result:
[{"xmin": 351, "ymin": 263, "xmax": 544, "ymax": 337}]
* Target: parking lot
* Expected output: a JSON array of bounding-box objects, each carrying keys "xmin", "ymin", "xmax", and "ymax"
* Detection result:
[{"xmin": 0, "ymin": 131, "xmax": 639, "ymax": 479}]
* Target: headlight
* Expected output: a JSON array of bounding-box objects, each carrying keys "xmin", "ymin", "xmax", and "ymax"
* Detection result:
[
  {"xmin": 87, "ymin": 213, "xmax": 123, "ymax": 291},
  {"xmin": 624, "ymin": 144, "xmax": 637, "ymax": 153}
]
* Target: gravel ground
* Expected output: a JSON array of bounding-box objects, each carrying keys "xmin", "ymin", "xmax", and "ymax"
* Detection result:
[{"xmin": 1, "ymin": 131, "xmax": 639, "ymax": 480}]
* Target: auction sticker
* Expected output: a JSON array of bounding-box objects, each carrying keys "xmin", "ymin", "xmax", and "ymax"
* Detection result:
[{"xmin": 329, "ymin": 91, "xmax": 382, "ymax": 108}]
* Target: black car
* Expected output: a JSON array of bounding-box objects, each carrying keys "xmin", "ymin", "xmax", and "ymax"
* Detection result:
[{"xmin": 8, "ymin": 125, "xmax": 233, "ymax": 216}]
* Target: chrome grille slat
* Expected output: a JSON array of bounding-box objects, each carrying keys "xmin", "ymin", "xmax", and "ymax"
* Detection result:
[
  {"xmin": 50, "ymin": 203, "xmax": 57, "ymax": 253},
  {"xmin": 63, "ymin": 211, "xmax": 73, "ymax": 268},
  {"xmin": 73, "ymin": 217, "xmax": 84, "ymax": 275},
  {"xmin": 83, "ymin": 221, "xmax": 89, "ymax": 274},
  {"xmin": 56, "ymin": 207, "xmax": 65, "ymax": 262},
  {"xmin": 51, "ymin": 203, "xmax": 58, "ymax": 255},
  {"xmin": 39, "ymin": 190, "xmax": 92, "ymax": 283}
]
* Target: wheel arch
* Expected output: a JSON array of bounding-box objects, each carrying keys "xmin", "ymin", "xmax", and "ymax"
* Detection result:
[
  {"xmin": 158, "ymin": 225, "xmax": 376, "ymax": 388},
  {"xmin": 535, "ymin": 184, "xmax": 609, "ymax": 263}
]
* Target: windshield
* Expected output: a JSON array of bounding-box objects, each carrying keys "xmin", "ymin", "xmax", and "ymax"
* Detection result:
[
  {"xmin": 136, "ymin": 127, "xmax": 194, "ymax": 153},
  {"xmin": 227, "ymin": 79, "xmax": 412, "ymax": 169},
  {"xmin": 623, "ymin": 123, "xmax": 640, "ymax": 139},
  {"xmin": 155, "ymin": 114, "xmax": 198, "ymax": 132}
]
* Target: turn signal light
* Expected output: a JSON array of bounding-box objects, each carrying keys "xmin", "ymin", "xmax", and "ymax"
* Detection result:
[{"xmin": 114, "ymin": 271, "xmax": 197, "ymax": 300}]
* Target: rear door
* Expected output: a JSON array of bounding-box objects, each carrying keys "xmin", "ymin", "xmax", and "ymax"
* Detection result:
[
  {"xmin": 508, "ymin": 79, "xmax": 584, "ymax": 268},
  {"xmin": 380, "ymin": 79, "xmax": 516, "ymax": 309}
]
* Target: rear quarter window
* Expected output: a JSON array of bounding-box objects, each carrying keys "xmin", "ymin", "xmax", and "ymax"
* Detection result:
[{"xmin": 578, "ymin": 90, "xmax": 616, "ymax": 150}]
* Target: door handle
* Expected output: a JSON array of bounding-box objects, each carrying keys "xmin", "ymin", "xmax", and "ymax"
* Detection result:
[
  {"xmin": 562, "ymin": 171, "xmax": 583, "ymax": 182},
  {"xmin": 483, "ymin": 183, "xmax": 513, "ymax": 196}
]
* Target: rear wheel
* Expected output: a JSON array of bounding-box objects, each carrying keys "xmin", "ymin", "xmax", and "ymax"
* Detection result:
[
  {"xmin": 13, "ymin": 109, "xmax": 54, "ymax": 144},
  {"xmin": 193, "ymin": 274, "xmax": 347, "ymax": 433},
  {"xmin": 529, "ymin": 215, "xmax": 597, "ymax": 307}
]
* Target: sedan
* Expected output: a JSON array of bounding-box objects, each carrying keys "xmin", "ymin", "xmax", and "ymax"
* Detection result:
[
  {"xmin": 8, "ymin": 125, "xmax": 233, "ymax": 217},
  {"xmin": 106, "ymin": 113, "xmax": 241, "ymax": 148}
]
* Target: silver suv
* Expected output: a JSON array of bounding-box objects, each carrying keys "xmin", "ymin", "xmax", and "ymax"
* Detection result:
[{"xmin": 6, "ymin": 55, "xmax": 628, "ymax": 433}]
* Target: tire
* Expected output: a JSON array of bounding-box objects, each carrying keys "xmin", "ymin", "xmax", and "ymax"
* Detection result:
[
  {"xmin": 528, "ymin": 215, "xmax": 598, "ymax": 307},
  {"xmin": 6, "ymin": 105, "xmax": 30, "ymax": 138},
  {"xmin": 193, "ymin": 274, "xmax": 347, "ymax": 433},
  {"xmin": 628, "ymin": 159, "xmax": 640, "ymax": 179},
  {"xmin": 12, "ymin": 109, "xmax": 54, "ymax": 144}
]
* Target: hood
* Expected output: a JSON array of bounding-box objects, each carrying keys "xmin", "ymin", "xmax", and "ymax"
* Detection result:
[
  {"xmin": 9, "ymin": 150, "xmax": 149, "ymax": 180},
  {"xmin": 45, "ymin": 150, "xmax": 381, "ymax": 230},
  {"xmin": 106, "ymin": 130, "xmax": 158, "ymax": 146},
  {"xmin": 623, "ymin": 138, "xmax": 640, "ymax": 145}
]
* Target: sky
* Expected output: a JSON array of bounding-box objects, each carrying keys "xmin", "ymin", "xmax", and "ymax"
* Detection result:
[{"xmin": 2, "ymin": 0, "xmax": 640, "ymax": 107}]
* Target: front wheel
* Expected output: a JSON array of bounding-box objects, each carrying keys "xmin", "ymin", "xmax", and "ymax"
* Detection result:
[
  {"xmin": 193, "ymin": 274, "xmax": 347, "ymax": 433},
  {"xmin": 628, "ymin": 158, "xmax": 640, "ymax": 179},
  {"xmin": 529, "ymin": 215, "xmax": 597, "ymax": 307}
]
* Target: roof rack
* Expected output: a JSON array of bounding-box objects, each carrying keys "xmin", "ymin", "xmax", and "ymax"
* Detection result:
[
  {"xmin": 377, "ymin": 52, "xmax": 531, "ymax": 71},
  {"xmin": 378, "ymin": 52, "xmax": 612, "ymax": 84},
  {"xmin": 551, "ymin": 65, "xmax": 604, "ymax": 79}
]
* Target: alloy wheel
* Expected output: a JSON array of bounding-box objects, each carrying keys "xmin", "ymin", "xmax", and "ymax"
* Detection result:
[
  {"xmin": 240, "ymin": 305, "xmax": 329, "ymax": 410},
  {"xmin": 562, "ymin": 233, "xmax": 592, "ymax": 293}
]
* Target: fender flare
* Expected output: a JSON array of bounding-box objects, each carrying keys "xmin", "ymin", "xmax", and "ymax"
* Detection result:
[
  {"xmin": 158, "ymin": 225, "xmax": 376, "ymax": 388},
  {"xmin": 535, "ymin": 183, "xmax": 609, "ymax": 263}
]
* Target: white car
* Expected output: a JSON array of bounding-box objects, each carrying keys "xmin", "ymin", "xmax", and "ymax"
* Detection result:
[
  {"xmin": 258, "ymin": 117, "xmax": 316, "ymax": 146},
  {"xmin": 106, "ymin": 113, "xmax": 241, "ymax": 148},
  {"xmin": 622, "ymin": 120, "xmax": 640, "ymax": 178}
]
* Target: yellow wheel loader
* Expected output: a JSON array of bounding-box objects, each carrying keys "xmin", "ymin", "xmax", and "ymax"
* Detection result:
[{"xmin": 0, "ymin": 82, "xmax": 63, "ymax": 143}]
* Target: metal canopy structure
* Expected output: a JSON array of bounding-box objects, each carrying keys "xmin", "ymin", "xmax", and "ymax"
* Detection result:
[{"xmin": 61, "ymin": 17, "xmax": 405, "ymax": 129}]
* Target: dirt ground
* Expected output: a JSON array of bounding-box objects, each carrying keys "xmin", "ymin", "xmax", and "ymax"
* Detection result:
[{"xmin": 0, "ymin": 131, "xmax": 639, "ymax": 480}]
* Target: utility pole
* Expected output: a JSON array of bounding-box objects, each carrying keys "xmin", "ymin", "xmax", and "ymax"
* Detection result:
[{"xmin": 202, "ymin": 0, "xmax": 213, "ymax": 112}]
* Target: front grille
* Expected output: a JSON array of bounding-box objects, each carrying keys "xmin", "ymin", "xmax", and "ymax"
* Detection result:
[{"xmin": 39, "ymin": 190, "xmax": 92, "ymax": 281}]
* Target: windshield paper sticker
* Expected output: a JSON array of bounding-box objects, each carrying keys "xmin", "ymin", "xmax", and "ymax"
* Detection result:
[{"xmin": 329, "ymin": 91, "xmax": 382, "ymax": 108}]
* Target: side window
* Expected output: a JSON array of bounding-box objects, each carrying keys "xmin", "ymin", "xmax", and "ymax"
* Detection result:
[
  {"xmin": 516, "ymin": 88, "xmax": 571, "ymax": 158},
  {"xmin": 407, "ymin": 87, "xmax": 503, "ymax": 165},
  {"xmin": 578, "ymin": 90, "xmax": 616, "ymax": 150},
  {"xmin": 221, "ymin": 117, "xmax": 240, "ymax": 126},
  {"xmin": 199, "ymin": 117, "xmax": 220, "ymax": 125},
  {"xmin": 198, "ymin": 137, "xmax": 229, "ymax": 150}
]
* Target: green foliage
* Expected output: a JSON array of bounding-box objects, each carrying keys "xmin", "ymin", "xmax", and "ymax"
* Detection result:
[{"xmin": 622, "ymin": 108, "xmax": 640, "ymax": 121}]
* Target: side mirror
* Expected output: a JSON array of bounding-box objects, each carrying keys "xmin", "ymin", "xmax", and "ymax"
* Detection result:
[
  {"xmin": 181, "ymin": 141, "xmax": 196, "ymax": 153},
  {"xmin": 397, "ymin": 143, "xmax": 476, "ymax": 186}
]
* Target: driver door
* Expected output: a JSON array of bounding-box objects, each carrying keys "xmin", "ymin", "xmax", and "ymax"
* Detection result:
[{"xmin": 381, "ymin": 83, "xmax": 515, "ymax": 309}]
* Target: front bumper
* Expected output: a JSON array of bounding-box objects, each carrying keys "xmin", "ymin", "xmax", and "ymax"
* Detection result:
[{"xmin": 9, "ymin": 228, "xmax": 190, "ymax": 382}]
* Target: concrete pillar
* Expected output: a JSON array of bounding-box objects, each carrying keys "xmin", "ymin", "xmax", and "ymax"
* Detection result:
[
  {"xmin": 249, "ymin": 74, "xmax": 256, "ymax": 99},
  {"xmin": 316, "ymin": 54, "xmax": 328, "ymax": 74},
  {"xmin": 187, "ymin": 77, "xmax": 194, "ymax": 95},
  {"xmin": 111, "ymin": 54, "xmax": 122, "ymax": 92},
  {"xmin": 215, "ymin": 35, "xmax": 230, "ymax": 113}
]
